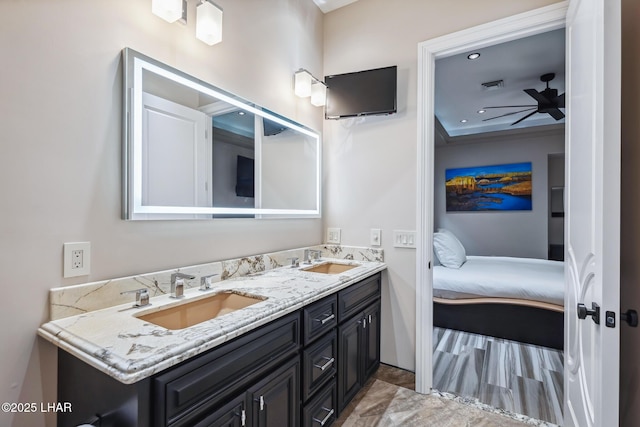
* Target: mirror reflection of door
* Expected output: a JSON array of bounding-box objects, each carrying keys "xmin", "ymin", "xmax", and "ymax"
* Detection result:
[{"xmin": 141, "ymin": 92, "xmax": 210, "ymax": 219}]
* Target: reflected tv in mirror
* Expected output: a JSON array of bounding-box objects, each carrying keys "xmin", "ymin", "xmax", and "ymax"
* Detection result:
[
  {"xmin": 324, "ymin": 65, "xmax": 397, "ymax": 120},
  {"xmin": 235, "ymin": 155, "xmax": 254, "ymax": 198}
]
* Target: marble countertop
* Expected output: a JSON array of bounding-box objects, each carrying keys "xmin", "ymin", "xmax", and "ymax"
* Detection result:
[{"xmin": 38, "ymin": 258, "xmax": 386, "ymax": 384}]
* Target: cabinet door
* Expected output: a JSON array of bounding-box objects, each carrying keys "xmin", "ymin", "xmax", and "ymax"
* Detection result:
[
  {"xmin": 248, "ymin": 357, "xmax": 299, "ymax": 427},
  {"xmin": 363, "ymin": 301, "xmax": 381, "ymax": 380},
  {"xmin": 337, "ymin": 315, "xmax": 362, "ymax": 412},
  {"xmin": 193, "ymin": 394, "xmax": 246, "ymax": 427}
]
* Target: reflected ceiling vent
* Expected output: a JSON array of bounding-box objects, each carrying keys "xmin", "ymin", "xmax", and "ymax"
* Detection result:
[{"xmin": 481, "ymin": 79, "xmax": 505, "ymax": 91}]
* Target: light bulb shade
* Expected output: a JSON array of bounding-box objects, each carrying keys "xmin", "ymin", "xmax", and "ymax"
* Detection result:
[
  {"xmin": 310, "ymin": 81, "xmax": 327, "ymax": 106},
  {"xmin": 294, "ymin": 70, "xmax": 313, "ymax": 98},
  {"xmin": 196, "ymin": 1, "xmax": 223, "ymax": 46},
  {"xmin": 152, "ymin": 0, "xmax": 184, "ymax": 23}
]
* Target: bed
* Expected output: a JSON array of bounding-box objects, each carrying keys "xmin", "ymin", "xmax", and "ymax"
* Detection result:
[{"xmin": 432, "ymin": 229, "xmax": 565, "ymax": 350}]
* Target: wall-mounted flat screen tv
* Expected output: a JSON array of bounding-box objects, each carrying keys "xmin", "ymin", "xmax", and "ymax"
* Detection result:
[
  {"xmin": 324, "ymin": 65, "xmax": 397, "ymax": 120},
  {"xmin": 235, "ymin": 155, "xmax": 254, "ymax": 198}
]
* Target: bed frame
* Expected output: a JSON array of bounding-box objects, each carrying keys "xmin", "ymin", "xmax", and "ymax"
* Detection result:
[{"xmin": 433, "ymin": 297, "xmax": 564, "ymax": 350}]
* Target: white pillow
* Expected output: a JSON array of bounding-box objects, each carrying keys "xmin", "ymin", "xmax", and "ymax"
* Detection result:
[{"xmin": 433, "ymin": 229, "xmax": 466, "ymax": 268}]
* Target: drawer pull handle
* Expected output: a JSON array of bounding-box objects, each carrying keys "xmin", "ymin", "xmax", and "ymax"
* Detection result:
[
  {"xmin": 312, "ymin": 407, "xmax": 335, "ymax": 426},
  {"xmin": 314, "ymin": 313, "xmax": 335, "ymax": 325},
  {"xmin": 313, "ymin": 357, "xmax": 335, "ymax": 371}
]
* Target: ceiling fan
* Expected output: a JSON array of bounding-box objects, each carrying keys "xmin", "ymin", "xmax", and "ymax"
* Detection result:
[{"xmin": 482, "ymin": 73, "xmax": 565, "ymax": 126}]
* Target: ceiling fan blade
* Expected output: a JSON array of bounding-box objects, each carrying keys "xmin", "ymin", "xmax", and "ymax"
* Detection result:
[
  {"xmin": 524, "ymin": 88, "xmax": 550, "ymax": 104},
  {"xmin": 554, "ymin": 93, "xmax": 565, "ymax": 108},
  {"xmin": 482, "ymin": 105, "xmax": 536, "ymax": 109},
  {"xmin": 547, "ymin": 108, "xmax": 565, "ymax": 120},
  {"xmin": 511, "ymin": 110, "xmax": 538, "ymax": 126},
  {"xmin": 482, "ymin": 108, "xmax": 537, "ymax": 122}
]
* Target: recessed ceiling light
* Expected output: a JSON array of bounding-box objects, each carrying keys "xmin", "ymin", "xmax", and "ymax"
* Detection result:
[
  {"xmin": 460, "ymin": 119, "xmax": 468, "ymax": 123},
  {"xmin": 238, "ymin": 111, "xmax": 245, "ymax": 115},
  {"xmin": 477, "ymin": 109, "xmax": 486, "ymax": 114},
  {"xmin": 467, "ymin": 53, "xmax": 481, "ymax": 60}
]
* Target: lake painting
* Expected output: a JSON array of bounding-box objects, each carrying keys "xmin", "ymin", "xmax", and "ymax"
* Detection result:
[{"xmin": 445, "ymin": 162, "xmax": 532, "ymax": 212}]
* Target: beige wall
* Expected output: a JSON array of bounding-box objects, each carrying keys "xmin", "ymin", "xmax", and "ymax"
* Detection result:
[
  {"xmin": 322, "ymin": 0, "xmax": 562, "ymax": 371},
  {"xmin": 434, "ymin": 129, "xmax": 565, "ymax": 259},
  {"xmin": 0, "ymin": 1, "xmax": 323, "ymax": 426},
  {"xmin": 620, "ymin": 0, "xmax": 640, "ymax": 424}
]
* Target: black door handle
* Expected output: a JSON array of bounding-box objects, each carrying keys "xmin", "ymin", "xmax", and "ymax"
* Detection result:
[
  {"xmin": 621, "ymin": 309, "xmax": 638, "ymax": 327},
  {"xmin": 577, "ymin": 302, "xmax": 600, "ymax": 324}
]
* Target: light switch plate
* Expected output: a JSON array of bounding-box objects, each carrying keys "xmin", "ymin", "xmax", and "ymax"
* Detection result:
[
  {"xmin": 370, "ymin": 228, "xmax": 381, "ymax": 246},
  {"xmin": 63, "ymin": 242, "xmax": 91, "ymax": 278},
  {"xmin": 327, "ymin": 228, "xmax": 341, "ymax": 244},
  {"xmin": 393, "ymin": 230, "xmax": 417, "ymax": 249}
]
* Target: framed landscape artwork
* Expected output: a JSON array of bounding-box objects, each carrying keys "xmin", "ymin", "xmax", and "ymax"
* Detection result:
[{"xmin": 445, "ymin": 162, "xmax": 532, "ymax": 212}]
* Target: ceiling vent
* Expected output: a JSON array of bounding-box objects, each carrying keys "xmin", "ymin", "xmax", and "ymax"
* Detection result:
[{"xmin": 481, "ymin": 79, "xmax": 505, "ymax": 91}]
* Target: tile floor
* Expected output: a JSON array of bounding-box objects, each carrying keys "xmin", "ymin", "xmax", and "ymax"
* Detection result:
[
  {"xmin": 335, "ymin": 328, "xmax": 564, "ymax": 426},
  {"xmin": 432, "ymin": 327, "xmax": 564, "ymax": 425}
]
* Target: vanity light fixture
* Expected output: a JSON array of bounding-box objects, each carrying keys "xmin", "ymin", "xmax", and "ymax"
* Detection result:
[
  {"xmin": 294, "ymin": 69, "xmax": 314, "ymax": 98},
  {"xmin": 196, "ymin": 0, "xmax": 223, "ymax": 46},
  {"xmin": 294, "ymin": 69, "xmax": 326, "ymax": 107},
  {"xmin": 152, "ymin": 0, "xmax": 186, "ymax": 23},
  {"xmin": 310, "ymin": 81, "xmax": 327, "ymax": 107}
]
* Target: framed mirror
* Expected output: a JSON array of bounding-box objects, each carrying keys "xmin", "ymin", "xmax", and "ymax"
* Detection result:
[{"xmin": 122, "ymin": 48, "xmax": 321, "ymax": 220}]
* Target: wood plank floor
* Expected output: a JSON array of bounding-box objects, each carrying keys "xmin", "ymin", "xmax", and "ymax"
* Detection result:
[{"xmin": 432, "ymin": 327, "xmax": 564, "ymax": 425}]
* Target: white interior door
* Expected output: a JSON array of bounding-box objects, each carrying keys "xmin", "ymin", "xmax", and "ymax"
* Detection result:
[{"xmin": 564, "ymin": 0, "xmax": 621, "ymax": 425}]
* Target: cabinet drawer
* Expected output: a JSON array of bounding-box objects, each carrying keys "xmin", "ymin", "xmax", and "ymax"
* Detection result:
[
  {"xmin": 154, "ymin": 312, "xmax": 300, "ymax": 427},
  {"xmin": 338, "ymin": 273, "xmax": 381, "ymax": 322},
  {"xmin": 303, "ymin": 381, "xmax": 337, "ymax": 427},
  {"xmin": 192, "ymin": 394, "xmax": 245, "ymax": 427},
  {"xmin": 303, "ymin": 295, "xmax": 337, "ymax": 345},
  {"xmin": 302, "ymin": 330, "xmax": 337, "ymax": 402}
]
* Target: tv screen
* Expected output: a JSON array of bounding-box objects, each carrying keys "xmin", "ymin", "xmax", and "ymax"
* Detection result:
[
  {"xmin": 235, "ymin": 155, "xmax": 254, "ymax": 198},
  {"xmin": 324, "ymin": 65, "xmax": 397, "ymax": 119}
]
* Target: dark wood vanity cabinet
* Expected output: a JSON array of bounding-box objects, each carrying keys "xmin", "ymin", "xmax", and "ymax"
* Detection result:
[
  {"xmin": 337, "ymin": 276, "xmax": 381, "ymax": 413},
  {"xmin": 57, "ymin": 272, "xmax": 381, "ymax": 427}
]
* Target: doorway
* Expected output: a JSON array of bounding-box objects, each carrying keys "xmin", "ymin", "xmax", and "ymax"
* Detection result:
[{"xmin": 414, "ymin": 0, "xmax": 568, "ymax": 399}]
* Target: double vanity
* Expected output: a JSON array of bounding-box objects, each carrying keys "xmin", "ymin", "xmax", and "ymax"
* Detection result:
[{"xmin": 39, "ymin": 245, "xmax": 386, "ymax": 427}]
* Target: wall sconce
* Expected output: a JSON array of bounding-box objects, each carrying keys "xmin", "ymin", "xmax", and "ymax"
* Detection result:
[
  {"xmin": 196, "ymin": 1, "xmax": 223, "ymax": 46},
  {"xmin": 294, "ymin": 69, "xmax": 326, "ymax": 107},
  {"xmin": 311, "ymin": 81, "xmax": 327, "ymax": 107},
  {"xmin": 152, "ymin": 0, "xmax": 223, "ymax": 46},
  {"xmin": 152, "ymin": 0, "xmax": 186, "ymax": 23}
]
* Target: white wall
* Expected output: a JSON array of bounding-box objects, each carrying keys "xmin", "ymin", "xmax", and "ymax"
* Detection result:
[
  {"xmin": 434, "ymin": 129, "xmax": 565, "ymax": 259},
  {"xmin": 322, "ymin": 0, "xmax": 562, "ymax": 371},
  {"xmin": 0, "ymin": 1, "xmax": 323, "ymax": 426}
]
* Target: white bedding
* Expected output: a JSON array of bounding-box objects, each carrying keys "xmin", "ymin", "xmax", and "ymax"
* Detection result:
[{"xmin": 433, "ymin": 256, "xmax": 564, "ymax": 306}]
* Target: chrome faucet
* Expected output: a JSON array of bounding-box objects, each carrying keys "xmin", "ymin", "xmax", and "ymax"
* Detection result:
[
  {"xmin": 120, "ymin": 288, "xmax": 150, "ymax": 307},
  {"xmin": 170, "ymin": 273, "xmax": 195, "ymax": 298},
  {"xmin": 303, "ymin": 249, "xmax": 322, "ymax": 264},
  {"xmin": 200, "ymin": 274, "xmax": 218, "ymax": 291}
]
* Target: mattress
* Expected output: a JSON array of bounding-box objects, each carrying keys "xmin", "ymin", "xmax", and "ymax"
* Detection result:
[{"xmin": 433, "ymin": 256, "xmax": 564, "ymax": 306}]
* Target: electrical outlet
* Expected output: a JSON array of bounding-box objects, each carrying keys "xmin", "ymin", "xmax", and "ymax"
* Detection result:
[
  {"xmin": 327, "ymin": 228, "xmax": 341, "ymax": 244},
  {"xmin": 370, "ymin": 228, "xmax": 382, "ymax": 246},
  {"xmin": 64, "ymin": 242, "xmax": 91, "ymax": 278}
]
